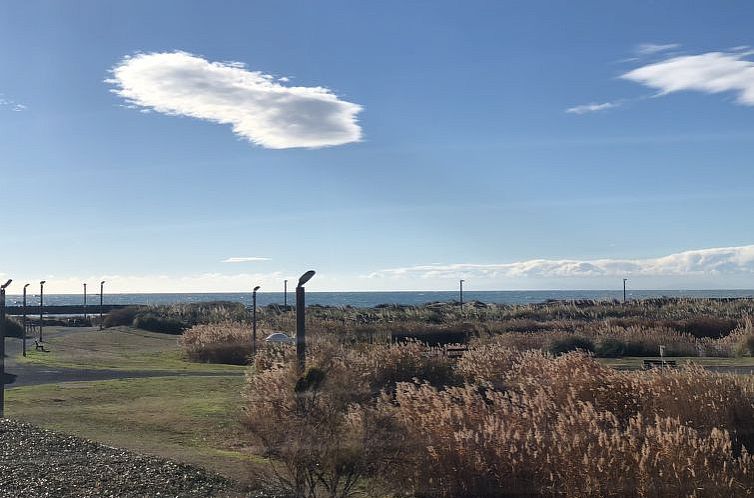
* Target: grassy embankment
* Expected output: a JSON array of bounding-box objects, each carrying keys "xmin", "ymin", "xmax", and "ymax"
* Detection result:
[
  {"xmin": 18, "ymin": 325, "xmax": 245, "ymax": 373},
  {"xmin": 8, "ymin": 323, "xmax": 251, "ymax": 483}
]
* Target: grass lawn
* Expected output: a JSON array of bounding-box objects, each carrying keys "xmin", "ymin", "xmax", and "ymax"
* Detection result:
[
  {"xmin": 599, "ymin": 356, "xmax": 754, "ymax": 370},
  {"xmin": 5, "ymin": 376, "xmax": 259, "ymax": 484},
  {"xmin": 18, "ymin": 326, "xmax": 246, "ymax": 374}
]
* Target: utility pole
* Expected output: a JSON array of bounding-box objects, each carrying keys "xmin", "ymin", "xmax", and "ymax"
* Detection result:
[
  {"xmin": 252, "ymin": 285, "xmax": 260, "ymax": 357},
  {"xmin": 22, "ymin": 284, "xmax": 29, "ymax": 357},
  {"xmin": 296, "ymin": 270, "xmax": 316, "ymax": 373},
  {"xmin": 623, "ymin": 278, "xmax": 628, "ymax": 303},
  {"xmin": 39, "ymin": 280, "xmax": 45, "ymax": 342},
  {"xmin": 1, "ymin": 279, "xmax": 12, "ymax": 418}
]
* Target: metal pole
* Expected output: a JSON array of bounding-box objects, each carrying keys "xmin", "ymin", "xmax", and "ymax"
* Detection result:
[
  {"xmin": 295, "ymin": 270, "xmax": 315, "ymax": 374},
  {"xmin": 100, "ymin": 281, "xmax": 105, "ymax": 330},
  {"xmin": 284, "ymin": 280, "xmax": 288, "ymax": 309},
  {"xmin": 296, "ymin": 285, "xmax": 305, "ymax": 372},
  {"xmin": 22, "ymin": 284, "xmax": 28, "ymax": 357},
  {"xmin": 39, "ymin": 281, "xmax": 45, "ymax": 342},
  {"xmin": 623, "ymin": 278, "xmax": 627, "ymax": 303},
  {"xmin": 252, "ymin": 286, "xmax": 260, "ymax": 357},
  {"xmin": 1, "ymin": 279, "xmax": 12, "ymax": 419},
  {"xmin": 83, "ymin": 283, "xmax": 87, "ymax": 321},
  {"xmin": 459, "ymin": 279, "xmax": 464, "ymax": 308}
]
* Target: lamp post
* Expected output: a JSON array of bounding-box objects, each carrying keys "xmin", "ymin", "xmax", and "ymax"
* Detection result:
[
  {"xmin": 296, "ymin": 270, "xmax": 316, "ymax": 373},
  {"xmin": 252, "ymin": 285, "xmax": 260, "ymax": 357},
  {"xmin": 83, "ymin": 283, "xmax": 87, "ymax": 321},
  {"xmin": 99, "ymin": 281, "xmax": 105, "ymax": 330},
  {"xmin": 1, "ymin": 279, "xmax": 12, "ymax": 418},
  {"xmin": 39, "ymin": 280, "xmax": 46, "ymax": 342},
  {"xmin": 284, "ymin": 280, "xmax": 288, "ymax": 309},
  {"xmin": 459, "ymin": 279, "xmax": 465, "ymax": 308},
  {"xmin": 623, "ymin": 278, "xmax": 628, "ymax": 304},
  {"xmin": 22, "ymin": 283, "xmax": 29, "ymax": 357}
]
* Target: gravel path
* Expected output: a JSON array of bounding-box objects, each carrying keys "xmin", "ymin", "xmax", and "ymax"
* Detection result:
[{"xmin": 0, "ymin": 419, "xmax": 232, "ymax": 497}]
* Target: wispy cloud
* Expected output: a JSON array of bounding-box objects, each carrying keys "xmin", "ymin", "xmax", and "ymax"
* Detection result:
[
  {"xmin": 107, "ymin": 51, "xmax": 363, "ymax": 149},
  {"xmin": 221, "ymin": 257, "xmax": 271, "ymax": 263},
  {"xmin": 0, "ymin": 96, "xmax": 27, "ymax": 112},
  {"xmin": 369, "ymin": 245, "xmax": 754, "ymax": 280},
  {"xmin": 635, "ymin": 43, "xmax": 681, "ymax": 56},
  {"xmin": 565, "ymin": 101, "xmax": 621, "ymax": 114},
  {"xmin": 622, "ymin": 50, "xmax": 754, "ymax": 106}
]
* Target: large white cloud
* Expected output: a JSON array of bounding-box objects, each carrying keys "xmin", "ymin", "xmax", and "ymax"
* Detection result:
[
  {"xmin": 621, "ymin": 50, "xmax": 754, "ymax": 106},
  {"xmin": 369, "ymin": 245, "xmax": 754, "ymax": 280},
  {"xmin": 107, "ymin": 51, "xmax": 363, "ymax": 149}
]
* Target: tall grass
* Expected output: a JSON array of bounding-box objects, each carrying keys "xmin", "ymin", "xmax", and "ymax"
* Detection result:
[{"xmin": 243, "ymin": 340, "xmax": 754, "ymax": 497}]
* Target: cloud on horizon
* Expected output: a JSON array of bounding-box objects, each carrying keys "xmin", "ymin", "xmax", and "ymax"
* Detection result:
[
  {"xmin": 221, "ymin": 257, "xmax": 271, "ymax": 263},
  {"xmin": 369, "ymin": 245, "xmax": 754, "ymax": 280},
  {"xmin": 107, "ymin": 51, "xmax": 363, "ymax": 149}
]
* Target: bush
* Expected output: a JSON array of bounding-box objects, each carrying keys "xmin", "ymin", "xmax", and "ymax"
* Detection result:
[
  {"xmin": 549, "ymin": 336, "xmax": 594, "ymax": 355},
  {"xmin": 595, "ymin": 337, "xmax": 626, "ymax": 357},
  {"xmin": 1, "ymin": 317, "xmax": 23, "ymax": 338},
  {"xmin": 180, "ymin": 322, "xmax": 253, "ymax": 364},
  {"xmin": 133, "ymin": 314, "xmax": 186, "ymax": 334},
  {"xmin": 103, "ymin": 306, "xmax": 143, "ymax": 328}
]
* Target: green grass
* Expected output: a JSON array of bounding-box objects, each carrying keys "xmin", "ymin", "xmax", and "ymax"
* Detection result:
[
  {"xmin": 18, "ymin": 326, "xmax": 246, "ymax": 374},
  {"xmin": 5, "ymin": 376, "xmax": 259, "ymax": 483}
]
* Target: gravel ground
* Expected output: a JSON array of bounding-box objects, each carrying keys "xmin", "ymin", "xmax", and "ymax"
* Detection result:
[{"xmin": 0, "ymin": 419, "xmax": 232, "ymax": 497}]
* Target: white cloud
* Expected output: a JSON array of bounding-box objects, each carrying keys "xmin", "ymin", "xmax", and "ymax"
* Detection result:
[
  {"xmin": 622, "ymin": 50, "xmax": 754, "ymax": 105},
  {"xmin": 221, "ymin": 257, "xmax": 271, "ymax": 263},
  {"xmin": 369, "ymin": 245, "xmax": 754, "ymax": 280},
  {"xmin": 565, "ymin": 101, "xmax": 620, "ymax": 114},
  {"xmin": 107, "ymin": 51, "xmax": 363, "ymax": 149},
  {"xmin": 635, "ymin": 43, "xmax": 680, "ymax": 55},
  {"xmin": 0, "ymin": 96, "xmax": 27, "ymax": 112}
]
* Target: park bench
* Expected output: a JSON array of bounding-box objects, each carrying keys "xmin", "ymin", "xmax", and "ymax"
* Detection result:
[
  {"xmin": 444, "ymin": 345, "xmax": 468, "ymax": 359},
  {"xmin": 642, "ymin": 359, "xmax": 676, "ymax": 369},
  {"xmin": 34, "ymin": 340, "xmax": 48, "ymax": 352}
]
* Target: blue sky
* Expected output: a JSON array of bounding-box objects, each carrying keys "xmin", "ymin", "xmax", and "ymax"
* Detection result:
[{"xmin": 3, "ymin": 0, "xmax": 754, "ymax": 293}]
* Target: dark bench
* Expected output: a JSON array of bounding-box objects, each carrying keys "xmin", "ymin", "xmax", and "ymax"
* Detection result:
[{"xmin": 642, "ymin": 359, "xmax": 676, "ymax": 369}]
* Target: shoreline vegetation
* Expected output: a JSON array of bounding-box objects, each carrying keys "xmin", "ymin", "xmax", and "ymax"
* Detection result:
[{"xmin": 10, "ymin": 297, "xmax": 754, "ymax": 496}]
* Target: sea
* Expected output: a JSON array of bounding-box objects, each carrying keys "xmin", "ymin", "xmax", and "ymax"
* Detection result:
[{"xmin": 5, "ymin": 290, "xmax": 754, "ymax": 308}]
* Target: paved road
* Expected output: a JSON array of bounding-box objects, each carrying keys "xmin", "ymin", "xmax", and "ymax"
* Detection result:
[{"xmin": 2, "ymin": 332, "xmax": 243, "ymax": 388}]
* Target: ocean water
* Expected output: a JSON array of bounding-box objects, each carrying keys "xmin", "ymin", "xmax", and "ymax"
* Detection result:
[{"xmin": 5, "ymin": 290, "xmax": 754, "ymax": 308}]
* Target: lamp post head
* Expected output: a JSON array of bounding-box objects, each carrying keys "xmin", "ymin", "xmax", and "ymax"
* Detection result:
[
  {"xmin": 253, "ymin": 285, "xmax": 260, "ymax": 292},
  {"xmin": 24, "ymin": 283, "xmax": 30, "ymax": 289},
  {"xmin": 1, "ymin": 279, "xmax": 12, "ymax": 290},
  {"xmin": 40, "ymin": 280, "xmax": 46, "ymax": 286},
  {"xmin": 298, "ymin": 270, "xmax": 316, "ymax": 288},
  {"xmin": 101, "ymin": 280, "xmax": 106, "ymax": 285}
]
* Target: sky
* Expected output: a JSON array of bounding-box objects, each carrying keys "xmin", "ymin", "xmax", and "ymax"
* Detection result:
[{"xmin": 3, "ymin": 0, "xmax": 754, "ymax": 294}]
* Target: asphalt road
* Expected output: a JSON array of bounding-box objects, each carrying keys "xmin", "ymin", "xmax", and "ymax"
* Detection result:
[{"xmin": 2, "ymin": 333, "xmax": 243, "ymax": 388}]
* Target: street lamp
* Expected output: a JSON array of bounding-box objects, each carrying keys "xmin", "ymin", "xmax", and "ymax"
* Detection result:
[
  {"xmin": 83, "ymin": 283, "xmax": 88, "ymax": 321},
  {"xmin": 1, "ymin": 279, "xmax": 12, "ymax": 418},
  {"xmin": 22, "ymin": 283, "xmax": 29, "ymax": 357},
  {"xmin": 252, "ymin": 285, "xmax": 260, "ymax": 357},
  {"xmin": 296, "ymin": 270, "xmax": 315, "ymax": 373},
  {"xmin": 99, "ymin": 281, "xmax": 106, "ymax": 330},
  {"xmin": 623, "ymin": 278, "xmax": 628, "ymax": 303},
  {"xmin": 459, "ymin": 279, "xmax": 465, "ymax": 308},
  {"xmin": 39, "ymin": 280, "xmax": 46, "ymax": 342},
  {"xmin": 284, "ymin": 280, "xmax": 288, "ymax": 309}
]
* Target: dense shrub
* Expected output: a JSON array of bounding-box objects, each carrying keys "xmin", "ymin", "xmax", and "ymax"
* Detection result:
[
  {"xmin": 133, "ymin": 314, "xmax": 185, "ymax": 334},
  {"xmin": 549, "ymin": 335, "xmax": 594, "ymax": 355},
  {"xmin": 1, "ymin": 317, "xmax": 24, "ymax": 338},
  {"xmin": 103, "ymin": 306, "xmax": 143, "ymax": 328},
  {"xmin": 180, "ymin": 322, "xmax": 254, "ymax": 365}
]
